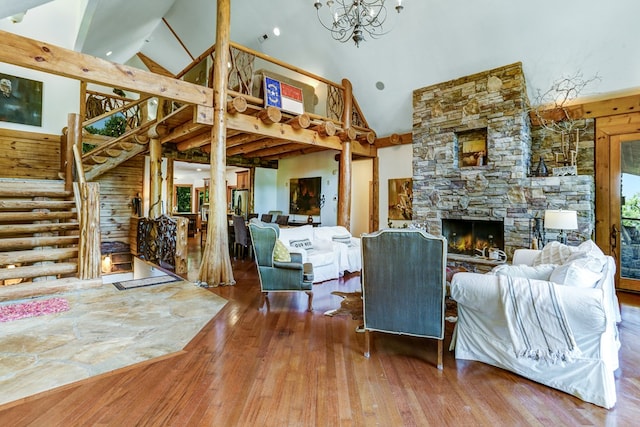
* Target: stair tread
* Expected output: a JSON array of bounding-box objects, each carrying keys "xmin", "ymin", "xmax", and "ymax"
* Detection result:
[
  {"xmin": 0, "ymin": 247, "xmax": 79, "ymax": 264},
  {"xmin": 0, "ymin": 262, "xmax": 77, "ymax": 281}
]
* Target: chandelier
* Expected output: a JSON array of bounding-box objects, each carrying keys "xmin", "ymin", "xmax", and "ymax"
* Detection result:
[{"xmin": 313, "ymin": 1, "xmax": 404, "ymax": 48}]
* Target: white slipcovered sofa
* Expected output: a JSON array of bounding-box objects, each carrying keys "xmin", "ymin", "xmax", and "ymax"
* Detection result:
[
  {"xmin": 277, "ymin": 224, "xmax": 361, "ymax": 283},
  {"xmin": 450, "ymin": 241, "xmax": 621, "ymax": 408}
]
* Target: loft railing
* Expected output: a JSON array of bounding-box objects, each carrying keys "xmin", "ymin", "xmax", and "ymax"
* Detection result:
[{"xmin": 174, "ymin": 41, "xmax": 371, "ymax": 131}]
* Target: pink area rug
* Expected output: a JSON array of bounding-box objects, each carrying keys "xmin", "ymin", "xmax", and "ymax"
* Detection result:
[{"xmin": 0, "ymin": 297, "xmax": 70, "ymax": 323}]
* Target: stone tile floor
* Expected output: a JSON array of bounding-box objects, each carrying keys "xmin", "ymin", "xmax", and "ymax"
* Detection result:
[{"xmin": 0, "ymin": 280, "xmax": 227, "ymax": 406}]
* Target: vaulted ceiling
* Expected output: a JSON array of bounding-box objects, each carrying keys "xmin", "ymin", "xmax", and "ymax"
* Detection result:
[{"xmin": 3, "ymin": 0, "xmax": 640, "ymax": 138}]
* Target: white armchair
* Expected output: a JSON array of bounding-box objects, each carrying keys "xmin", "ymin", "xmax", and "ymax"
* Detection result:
[{"xmin": 450, "ymin": 241, "xmax": 621, "ymax": 408}]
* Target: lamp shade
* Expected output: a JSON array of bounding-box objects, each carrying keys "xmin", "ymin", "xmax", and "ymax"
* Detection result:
[{"xmin": 544, "ymin": 210, "xmax": 578, "ymax": 230}]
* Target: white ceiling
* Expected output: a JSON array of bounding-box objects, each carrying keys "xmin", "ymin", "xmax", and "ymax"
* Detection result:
[{"xmin": 5, "ymin": 0, "xmax": 640, "ymax": 138}]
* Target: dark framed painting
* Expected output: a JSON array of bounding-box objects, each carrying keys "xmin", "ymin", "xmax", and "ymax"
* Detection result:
[
  {"xmin": 388, "ymin": 178, "xmax": 413, "ymax": 220},
  {"xmin": 289, "ymin": 177, "xmax": 322, "ymax": 215},
  {"xmin": 0, "ymin": 73, "xmax": 43, "ymax": 126}
]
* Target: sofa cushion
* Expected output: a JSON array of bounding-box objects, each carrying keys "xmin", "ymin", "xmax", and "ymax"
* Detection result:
[
  {"xmin": 289, "ymin": 238, "xmax": 314, "ymax": 250},
  {"xmin": 273, "ymin": 239, "xmax": 291, "ymax": 262},
  {"xmin": 550, "ymin": 261, "xmax": 603, "ymax": 288},
  {"xmin": 490, "ymin": 263, "xmax": 556, "ymax": 281}
]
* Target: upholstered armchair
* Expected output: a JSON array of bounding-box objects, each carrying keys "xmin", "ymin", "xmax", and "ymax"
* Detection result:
[
  {"xmin": 361, "ymin": 229, "xmax": 447, "ymax": 369},
  {"xmin": 249, "ymin": 221, "xmax": 314, "ymax": 311}
]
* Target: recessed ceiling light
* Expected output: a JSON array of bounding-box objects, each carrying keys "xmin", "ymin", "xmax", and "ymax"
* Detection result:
[
  {"xmin": 273, "ymin": 27, "xmax": 280, "ymax": 36},
  {"xmin": 106, "ymin": 51, "xmax": 113, "ymax": 57},
  {"xmin": 196, "ymin": 168, "xmax": 202, "ymax": 172}
]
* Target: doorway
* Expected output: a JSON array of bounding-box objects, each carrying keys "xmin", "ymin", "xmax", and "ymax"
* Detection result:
[{"xmin": 595, "ymin": 113, "xmax": 640, "ymax": 292}]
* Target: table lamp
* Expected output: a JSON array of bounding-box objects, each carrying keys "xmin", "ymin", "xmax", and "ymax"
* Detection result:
[{"xmin": 544, "ymin": 209, "xmax": 578, "ymax": 244}]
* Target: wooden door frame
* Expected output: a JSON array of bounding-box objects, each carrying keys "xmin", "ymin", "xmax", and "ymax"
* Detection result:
[{"xmin": 595, "ymin": 112, "xmax": 640, "ymax": 290}]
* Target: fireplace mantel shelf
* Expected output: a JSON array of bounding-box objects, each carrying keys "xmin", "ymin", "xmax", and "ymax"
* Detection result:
[{"xmin": 447, "ymin": 253, "xmax": 506, "ymax": 266}]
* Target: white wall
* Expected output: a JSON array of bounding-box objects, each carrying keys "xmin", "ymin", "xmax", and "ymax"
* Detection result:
[
  {"xmin": 351, "ymin": 158, "xmax": 372, "ymax": 237},
  {"xmin": 378, "ymin": 144, "xmax": 414, "ymax": 228},
  {"xmin": 276, "ymin": 150, "xmax": 373, "ymax": 233},
  {"xmin": 254, "ymin": 167, "xmax": 278, "ymax": 215},
  {"xmin": 277, "ymin": 151, "xmax": 340, "ymax": 226},
  {"xmin": 0, "ymin": 0, "xmax": 82, "ymax": 134}
]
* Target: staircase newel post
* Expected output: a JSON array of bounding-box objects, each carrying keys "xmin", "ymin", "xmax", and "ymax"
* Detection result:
[
  {"xmin": 78, "ymin": 182, "xmax": 101, "ymax": 279},
  {"xmin": 65, "ymin": 113, "xmax": 82, "ymax": 192}
]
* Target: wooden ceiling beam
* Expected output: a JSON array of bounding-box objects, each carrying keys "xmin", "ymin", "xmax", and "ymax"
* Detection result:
[
  {"xmin": 0, "ymin": 30, "xmax": 212, "ymax": 108},
  {"xmin": 136, "ymin": 52, "xmax": 175, "ymax": 77},
  {"xmin": 530, "ymin": 88, "xmax": 640, "ymax": 124},
  {"xmin": 227, "ymin": 138, "xmax": 290, "ymax": 157},
  {"xmin": 226, "ymin": 112, "xmax": 343, "ymax": 151},
  {"xmin": 375, "ymin": 132, "xmax": 412, "ymax": 148}
]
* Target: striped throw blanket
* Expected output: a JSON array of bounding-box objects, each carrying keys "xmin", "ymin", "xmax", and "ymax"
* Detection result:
[{"xmin": 499, "ymin": 276, "xmax": 580, "ymax": 363}]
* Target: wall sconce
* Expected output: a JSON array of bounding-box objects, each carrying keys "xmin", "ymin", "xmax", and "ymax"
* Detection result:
[{"xmin": 544, "ymin": 209, "xmax": 578, "ymax": 245}]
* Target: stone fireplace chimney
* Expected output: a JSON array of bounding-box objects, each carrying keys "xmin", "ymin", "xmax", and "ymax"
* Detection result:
[{"xmin": 412, "ymin": 62, "xmax": 593, "ymax": 258}]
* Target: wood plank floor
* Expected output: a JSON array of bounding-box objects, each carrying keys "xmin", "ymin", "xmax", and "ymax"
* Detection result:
[{"xmin": 1, "ymin": 241, "xmax": 640, "ymax": 426}]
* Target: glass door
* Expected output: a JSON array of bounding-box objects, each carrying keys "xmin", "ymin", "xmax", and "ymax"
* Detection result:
[{"xmin": 612, "ymin": 135, "xmax": 640, "ymax": 291}]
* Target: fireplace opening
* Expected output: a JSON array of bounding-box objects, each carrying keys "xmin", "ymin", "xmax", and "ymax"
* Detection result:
[{"xmin": 442, "ymin": 219, "xmax": 504, "ymax": 256}]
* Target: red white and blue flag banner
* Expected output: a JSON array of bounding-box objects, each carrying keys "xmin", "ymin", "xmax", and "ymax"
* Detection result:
[{"xmin": 264, "ymin": 76, "xmax": 304, "ymax": 115}]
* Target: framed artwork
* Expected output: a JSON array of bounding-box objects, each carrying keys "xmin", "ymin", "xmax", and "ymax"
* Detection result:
[
  {"xmin": 458, "ymin": 128, "xmax": 488, "ymax": 167},
  {"xmin": 0, "ymin": 73, "xmax": 43, "ymax": 126},
  {"xmin": 289, "ymin": 177, "xmax": 322, "ymax": 215},
  {"xmin": 388, "ymin": 178, "xmax": 413, "ymax": 220}
]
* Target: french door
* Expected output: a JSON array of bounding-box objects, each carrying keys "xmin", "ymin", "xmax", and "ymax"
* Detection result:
[{"xmin": 596, "ymin": 114, "xmax": 640, "ymax": 292}]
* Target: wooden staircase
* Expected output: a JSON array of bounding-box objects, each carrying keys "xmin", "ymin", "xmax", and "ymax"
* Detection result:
[
  {"xmin": 0, "ymin": 179, "xmax": 99, "ymax": 300},
  {"xmin": 82, "ymin": 128, "xmax": 152, "ymax": 181}
]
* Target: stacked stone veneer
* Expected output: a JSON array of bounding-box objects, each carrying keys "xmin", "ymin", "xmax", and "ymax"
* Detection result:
[{"xmin": 412, "ymin": 62, "xmax": 594, "ymax": 257}]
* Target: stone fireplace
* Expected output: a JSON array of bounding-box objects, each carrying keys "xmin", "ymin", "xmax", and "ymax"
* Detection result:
[
  {"xmin": 412, "ymin": 62, "xmax": 594, "ymax": 259},
  {"xmin": 442, "ymin": 219, "xmax": 504, "ymax": 256}
]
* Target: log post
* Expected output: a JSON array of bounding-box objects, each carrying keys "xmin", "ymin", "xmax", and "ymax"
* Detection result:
[
  {"xmin": 372, "ymin": 156, "xmax": 379, "ymax": 232},
  {"xmin": 65, "ymin": 113, "xmax": 82, "ymax": 192},
  {"xmin": 166, "ymin": 158, "xmax": 174, "ymax": 215},
  {"xmin": 199, "ymin": 0, "xmax": 235, "ymax": 287},
  {"xmin": 148, "ymin": 113, "xmax": 166, "ymax": 218},
  {"xmin": 337, "ymin": 79, "xmax": 353, "ymax": 230},
  {"xmin": 78, "ymin": 182, "xmax": 101, "ymax": 279}
]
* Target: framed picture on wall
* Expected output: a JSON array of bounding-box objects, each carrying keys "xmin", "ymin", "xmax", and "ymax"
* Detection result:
[
  {"xmin": 388, "ymin": 178, "xmax": 413, "ymax": 220},
  {"xmin": 0, "ymin": 73, "xmax": 43, "ymax": 126},
  {"xmin": 289, "ymin": 177, "xmax": 322, "ymax": 215}
]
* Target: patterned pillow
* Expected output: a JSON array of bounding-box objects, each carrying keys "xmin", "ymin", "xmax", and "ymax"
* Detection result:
[
  {"xmin": 273, "ymin": 239, "xmax": 291, "ymax": 262},
  {"xmin": 289, "ymin": 238, "xmax": 314, "ymax": 250}
]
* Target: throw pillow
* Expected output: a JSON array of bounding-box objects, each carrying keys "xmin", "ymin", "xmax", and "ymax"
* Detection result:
[
  {"xmin": 489, "ymin": 264, "xmax": 556, "ymax": 281},
  {"xmin": 533, "ymin": 241, "xmax": 577, "ymax": 266},
  {"xmin": 549, "ymin": 261, "xmax": 603, "ymax": 288},
  {"xmin": 332, "ymin": 234, "xmax": 352, "ymax": 246},
  {"xmin": 273, "ymin": 239, "xmax": 291, "ymax": 262},
  {"xmin": 289, "ymin": 238, "xmax": 314, "ymax": 250}
]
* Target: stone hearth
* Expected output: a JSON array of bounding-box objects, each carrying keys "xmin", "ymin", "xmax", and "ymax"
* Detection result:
[{"xmin": 412, "ymin": 62, "xmax": 594, "ymax": 257}]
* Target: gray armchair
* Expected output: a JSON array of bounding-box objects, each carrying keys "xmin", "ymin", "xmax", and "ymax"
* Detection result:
[
  {"xmin": 249, "ymin": 221, "xmax": 314, "ymax": 311},
  {"xmin": 361, "ymin": 228, "xmax": 447, "ymax": 369}
]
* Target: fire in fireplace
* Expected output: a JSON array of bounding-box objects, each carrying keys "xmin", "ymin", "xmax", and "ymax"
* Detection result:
[{"xmin": 442, "ymin": 219, "xmax": 504, "ymax": 256}]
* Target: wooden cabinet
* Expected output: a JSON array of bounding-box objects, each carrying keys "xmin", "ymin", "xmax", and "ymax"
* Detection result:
[{"xmin": 236, "ymin": 170, "xmax": 249, "ymax": 189}]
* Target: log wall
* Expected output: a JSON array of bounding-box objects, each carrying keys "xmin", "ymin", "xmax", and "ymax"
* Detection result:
[
  {"xmin": 97, "ymin": 156, "xmax": 144, "ymax": 243},
  {"xmin": 0, "ymin": 128, "xmax": 61, "ymax": 180}
]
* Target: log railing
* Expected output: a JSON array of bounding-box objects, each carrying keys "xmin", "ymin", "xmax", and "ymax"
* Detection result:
[{"xmin": 173, "ymin": 41, "xmax": 372, "ymax": 132}]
